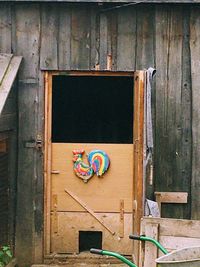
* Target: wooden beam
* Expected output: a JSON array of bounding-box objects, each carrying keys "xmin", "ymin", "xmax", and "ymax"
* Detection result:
[
  {"xmin": 44, "ymin": 71, "xmax": 52, "ymax": 255},
  {"xmin": 155, "ymin": 192, "xmax": 188, "ymax": 204},
  {"xmin": 155, "ymin": 192, "xmax": 188, "ymax": 214},
  {"xmin": 133, "ymin": 70, "xmax": 146, "ymax": 264}
]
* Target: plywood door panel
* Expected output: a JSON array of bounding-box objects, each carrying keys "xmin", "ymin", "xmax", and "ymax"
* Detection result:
[
  {"xmin": 51, "ymin": 143, "xmax": 133, "ymax": 213},
  {"xmin": 51, "ymin": 212, "xmax": 132, "ymax": 255}
]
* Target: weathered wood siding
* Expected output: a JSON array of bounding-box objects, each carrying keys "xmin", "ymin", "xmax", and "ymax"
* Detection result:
[{"xmin": 0, "ymin": 2, "xmax": 199, "ymax": 265}]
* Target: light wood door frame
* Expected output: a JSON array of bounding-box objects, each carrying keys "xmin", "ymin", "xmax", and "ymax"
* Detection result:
[{"xmin": 44, "ymin": 70, "xmax": 146, "ymax": 258}]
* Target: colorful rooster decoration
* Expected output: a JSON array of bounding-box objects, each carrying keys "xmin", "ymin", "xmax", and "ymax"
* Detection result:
[{"xmin": 72, "ymin": 149, "xmax": 110, "ymax": 183}]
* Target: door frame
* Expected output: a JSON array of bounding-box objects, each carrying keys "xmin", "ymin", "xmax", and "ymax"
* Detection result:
[{"xmin": 44, "ymin": 70, "xmax": 146, "ymax": 259}]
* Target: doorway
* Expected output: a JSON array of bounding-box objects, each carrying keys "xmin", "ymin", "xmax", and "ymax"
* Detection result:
[{"xmin": 44, "ymin": 71, "xmax": 145, "ymax": 256}]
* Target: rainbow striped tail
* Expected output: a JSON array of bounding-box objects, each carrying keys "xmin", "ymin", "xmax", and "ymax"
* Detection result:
[{"xmin": 88, "ymin": 150, "xmax": 110, "ymax": 176}]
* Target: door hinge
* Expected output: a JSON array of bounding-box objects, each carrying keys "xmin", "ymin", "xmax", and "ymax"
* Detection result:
[{"xmin": 24, "ymin": 134, "xmax": 43, "ymax": 150}]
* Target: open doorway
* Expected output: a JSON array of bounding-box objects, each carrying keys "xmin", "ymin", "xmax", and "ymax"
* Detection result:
[{"xmin": 44, "ymin": 71, "xmax": 145, "ymax": 257}]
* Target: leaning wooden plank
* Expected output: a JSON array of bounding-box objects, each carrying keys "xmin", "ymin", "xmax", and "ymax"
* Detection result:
[
  {"xmin": 0, "ymin": 54, "xmax": 13, "ymax": 85},
  {"xmin": 0, "ymin": 56, "xmax": 22, "ymax": 115},
  {"xmin": 64, "ymin": 188, "xmax": 115, "ymax": 235}
]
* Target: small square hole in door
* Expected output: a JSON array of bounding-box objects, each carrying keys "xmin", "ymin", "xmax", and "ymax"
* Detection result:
[{"xmin": 79, "ymin": 231, "xmax": 102, "ymax": 252}]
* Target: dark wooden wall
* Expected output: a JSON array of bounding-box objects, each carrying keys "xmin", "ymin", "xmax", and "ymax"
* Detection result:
[
  {"xmin": 0, "ymin": 2, "xmax": 199, "ymax": 265},
  {"xmin": 0, "ymin": 80, "xmax": 18, "ymax": 251}
]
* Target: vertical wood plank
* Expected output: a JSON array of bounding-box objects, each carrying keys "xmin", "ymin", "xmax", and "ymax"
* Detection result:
[
  {"xmin": 90, "ymin": 7, "xmax": 100, "ymax": 70},
  {"xmin": 163, "ymin": 8, "xmax": 183, "ymax": 203},
  {"xmin": 143, "ymin": 223, "xmax": 158, "ymax": 267},
  {"xmin": 14, "ymin": 4, "xmax": 42, "ymax": 265},
  {"xmin": 133, "ymin": 71, "xmax": 145, "ymax": 264},
  {"xmin": 136, "ymin": 5, "xmax": 155, "ymax": 70},
  {"xmin": 71, "ymin": 5, "xmax": 90, "ymax": 70},
  {"xmin": 14, "ymin": 4, "xmax": 40, "ymax": 80},
  {"xmin": 117, "ymin": 8, "xmax": 136, "ymax": 71},
  {"xmin": 58, "ymin": 4, "xmax": 71, "ymax": 70},
  {"xmin": 155, "ymin": 6, "xmax": 171, "ymax": 189},
  {"xmin": 40, "ymin": 4, "xmax": 58, "ymax": 70},
  {"xmin": 190, "ymin": 6, "xmax": 200, "ymax": 220},
  {"xmin": 155, "ymin": 6, "xmax": 191, "ymax": 219},
  {"xmin": 107, "ymin": 11, "xmax": 117, "ymax": 70},
  {"xmin": 180, "ymin": 7, "xmax": 192, "ymax": 219},
  {"xmin": 99, "ymin": 12, "xmax": 108, "ymax": 69},
  {"xmin": 0, "ymin": 3, "xmax": 11, "ymax": 53},
  {"xmin": 44, "ymin": 72, "xmax": 52, "ymax": 255}
]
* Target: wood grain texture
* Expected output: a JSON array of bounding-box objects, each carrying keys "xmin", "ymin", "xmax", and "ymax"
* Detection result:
[
  {"xmin": 107, "ymin": 12, "xmax": 117, "ymax": 70},
  {"xmin": 99, "ymin": 13, "xmax": 108, "ymax": 70},
  {"xmin": 0, "ymin": 56, "xmax": 22, "ymax": 115},
  {"xmin": 40, "ymin": 4, "xmax": 58, "ymax": 70},
  {"xmin": 0, "ymin": 4, "xmax": 12, "ymax": 53},
  {"xmin": 15, "ymin": 83, "xmax": 38, "ymax": 266},
  {"xmin": 117, "ymin": 8, "xmax": 136, "ymax": 71},
  {"xmin": 180, "ymin": 7, "xmax": 192, "ymax": 219},
  {"xmin": 155, "ymin": 192, "xmax": 188, "ymax": 203},
  {"xmin": 190, "ymin": 6, "xmax": 200, "ymax": 220},
  {"xmin": 71, "ymin": 5, "xmax": 90, "ymax": 70},
  {"xmin": 90, "ymin": 7, "xmax": 99, "ymax": 70},
  {"xmin": 0, "ymin": 54, "xmax": 12, "ymax": 83},
  {"xmin": 155, "ymin": 6, "xmax": 191, "ymax": 219},
  {"xmin": 136, "ymin": 5, "xmax": 155, "ymax": 70},
  {"xmin": 14, "ymin": 4, "xmax": 40, "ymax": 79},
  {"xmin": 133, "ymin": 71, "xmax": 145, "ymax": 264},
  {"xmin": 141, "ymin": 217, "xmax": 200, "ymax": 238},
  {"xmin": 51, "ymin": 212, "xmax": 132, "ymax": 254},
  {"xmin": 58, "ymin": 4, "xmax": 71, "ymax": 70},
  {"xmin": 64, "ymin": 189, "xmax": 115, "ymax": 235},
  {"xmin": 14, "ymin": 4, "xmax": 41, "ymax": 265},
  {"xmin": 143, "ymin": 223, "xmax": 158, "ymax": 267}
]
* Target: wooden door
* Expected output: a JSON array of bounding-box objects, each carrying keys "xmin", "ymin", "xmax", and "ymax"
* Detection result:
[{"xmin": 44, "ymin": 71, "xmax": 145, "ymax": 256}]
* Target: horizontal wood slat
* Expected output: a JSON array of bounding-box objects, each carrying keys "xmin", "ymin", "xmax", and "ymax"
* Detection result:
[{"xmin": 155, "ymin": 192, "xmax": 188, "ymax": 203}]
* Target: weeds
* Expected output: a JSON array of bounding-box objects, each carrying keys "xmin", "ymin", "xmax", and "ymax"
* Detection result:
[{"xmin": 0, "ymin": 246, "xmax": 12, "ymax": 267}]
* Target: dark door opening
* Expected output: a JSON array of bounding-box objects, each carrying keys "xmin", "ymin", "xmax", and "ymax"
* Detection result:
[
  {"xmin": 79, "ymin": 231, "xmax": 102, "ymax": 252},
  {"xmin": 52, "ymin": 75, "xmax": 134, "ymax": 144}
]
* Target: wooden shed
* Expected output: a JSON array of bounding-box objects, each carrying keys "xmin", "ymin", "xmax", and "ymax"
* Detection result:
[{"xmin": 0, "ymin": 1, "xmax": 200, "ymax": 266}]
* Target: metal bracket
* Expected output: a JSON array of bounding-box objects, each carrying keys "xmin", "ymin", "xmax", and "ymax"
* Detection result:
[{"xmin": 24, "ymin": 134, "xmax": 43, "ymax": 150}]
